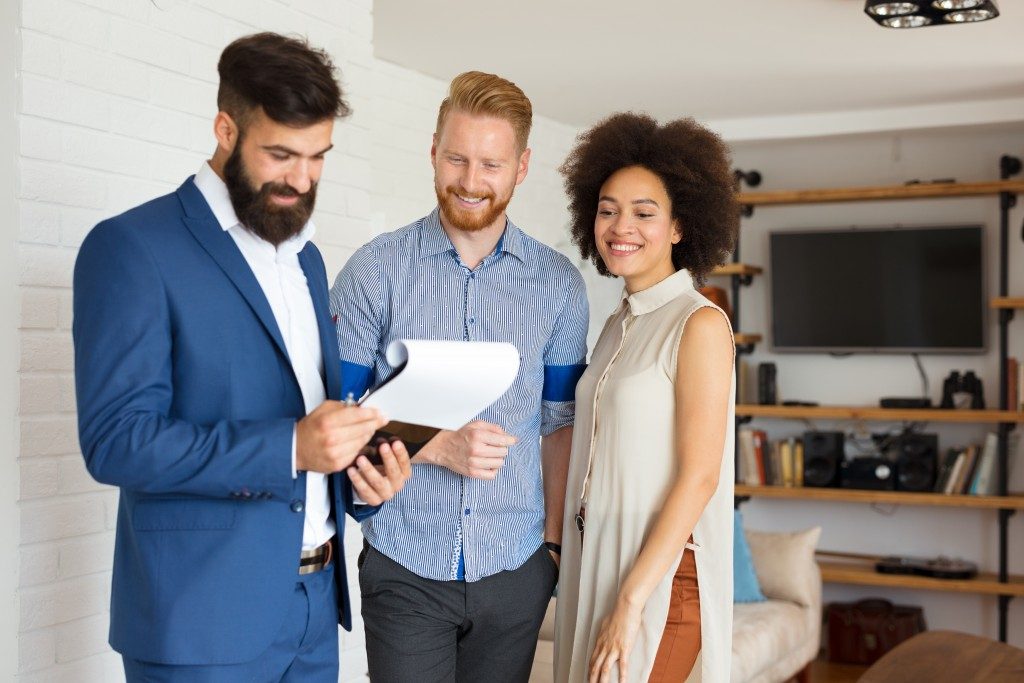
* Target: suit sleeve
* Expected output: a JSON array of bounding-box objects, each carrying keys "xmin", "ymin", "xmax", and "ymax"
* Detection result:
[
  {"xmin": 330, "ymin": 246, "xmax": 385, "ymax": 521},
  {"xmin": 73, "ymin": 220, "xmax": 294, "ymax": 500}
]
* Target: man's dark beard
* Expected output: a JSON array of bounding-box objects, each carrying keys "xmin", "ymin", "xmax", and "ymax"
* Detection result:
[{"xmin": 223, "ymin": 144, "xmax": 317, "ymax": 246}]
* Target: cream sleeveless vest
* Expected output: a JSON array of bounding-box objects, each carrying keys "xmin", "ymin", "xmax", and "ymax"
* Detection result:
[{"xmin": 554, "ymin": 269, "xmax": 735, "ymax": 682}]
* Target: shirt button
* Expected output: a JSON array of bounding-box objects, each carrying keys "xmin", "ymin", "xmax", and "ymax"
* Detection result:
[
  {"xmin": 464, "ymin": 508, "xmax": 471, "ymax": 515},
  {"xmin": 470, "ymin": 274, "xmax": 475, "ymax": 279},
  {"xmin": 290, "ymin": 500, "xmax": 304, "ymax": 513},
  {"xmin": 469, "ymin": 318, "xmax": 475, "ymax": 324}
]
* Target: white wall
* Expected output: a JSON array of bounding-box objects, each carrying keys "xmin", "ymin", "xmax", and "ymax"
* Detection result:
[
  {"xmin": 12, "ymin": 1, "xmax": 582, "ymax": 680},
  {"xmin": 722, "ymin": 126, "xmax": 1024, "ymax": 646},
  {"xmin": 3, "ymin": 0, "xmax": 23, "ymax": 679}
]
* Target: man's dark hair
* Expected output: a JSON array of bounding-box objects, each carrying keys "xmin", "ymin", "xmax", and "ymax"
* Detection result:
[
  {"xmin": 560, "ymin": 113, "xmax": 739, "ymax": 287},
  {"xmin": 217, "ymin": 32, "xmax": 350, "ymax": 129}
]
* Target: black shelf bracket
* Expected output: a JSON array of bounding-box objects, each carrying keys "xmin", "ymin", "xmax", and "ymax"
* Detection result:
[
  {"xmin": 995, "ymin": 154, "xmax": 1019, "ymax": 643},
  {"xmin": 733, "ymin": 168, "xmax": 760, "ymax": 220},
  {"xmin": 734, "ymin": 273, "xmax": 754, "ymax": 287},
  {"xmin": 736, "ymin": 342, "xmax": 757, "ymax": 356},
  {"xmin": 999, "ymin": 155, "xmax": 1022, "ymax": 243}
]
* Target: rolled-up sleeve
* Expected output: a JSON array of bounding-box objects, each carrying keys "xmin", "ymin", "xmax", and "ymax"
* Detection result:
[
  {"xmin": 330, "ymin": 246, "xmax": 382, "ymax": 401},
  {"xmin": 541, "ymin": 267, "xmax": 589, "ymax": 436}
]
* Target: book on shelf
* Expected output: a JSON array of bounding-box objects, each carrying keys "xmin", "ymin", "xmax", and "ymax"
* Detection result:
[
  {"xmin": 1009, "ymin": 357, "xmax": 1019, "ymax": 413},
  {"xmin": 753, "ymin": 429, "xmax": 769, "ymax": 485},
  {"xmin": 934, "ymin": 448, "xmax": 960, "ymax": 493},
  {"xmin": 943, "ymin": 451, "xmax": 967, "ymax": 495},
  {"xmin": 958, "ymin": 446, "xmax": 983, "ymax": 493},
  {"xmin": 779, "ymin": 438, "xmax": 794, "ymax": 487},
  {"xmin": 969, "ymin": 433, "xmax": 998, "ymax": 496},
  {"xmin": 738, "ymin": 428, "xmax": 758, "ymax": 486},
  {"xmin": 1018, "ymin": 358, "xmax": 1024, "ymax": 412},
  {"xmin": 794, "ymin": 439, "xmax": 804, "ymax": 487}
]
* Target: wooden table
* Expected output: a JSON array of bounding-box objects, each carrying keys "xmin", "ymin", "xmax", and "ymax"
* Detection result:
[{"xmin": 860, "ymin": 630, "xmax": 1024, "ymax": 683}]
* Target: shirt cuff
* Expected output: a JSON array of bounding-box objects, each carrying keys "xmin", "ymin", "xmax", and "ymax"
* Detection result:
[
  {"xmin": 541, "ymin": 399, "xmax": 576, "ymax": 437},
  {"xmin": 291, "ymin": 425, "xmax": 298, "ymax": 479}
]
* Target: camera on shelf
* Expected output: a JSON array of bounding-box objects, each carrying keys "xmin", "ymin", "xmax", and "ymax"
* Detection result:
[{"xmin": 939, "ymin": 370, "xmax": 985, "ymax": 409}]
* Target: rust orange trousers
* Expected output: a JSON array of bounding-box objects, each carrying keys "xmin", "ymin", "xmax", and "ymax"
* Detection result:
[{"xmin": 648, "ymin": 541, "xmax": 701, "ymax": 682}]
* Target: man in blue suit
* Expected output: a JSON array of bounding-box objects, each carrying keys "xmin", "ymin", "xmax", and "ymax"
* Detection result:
[{"xmin": 72, "ymin": 33, "xmax": 411, "ymax": 682}]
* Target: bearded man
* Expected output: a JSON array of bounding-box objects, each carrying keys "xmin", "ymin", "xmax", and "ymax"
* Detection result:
[
  {"xmin": 329, "ymin": 71, "xmax": 589, "ymax": 683},
  {"xmin": 72, "ymin": 32, "xmax": 411, "ymax": 682}
]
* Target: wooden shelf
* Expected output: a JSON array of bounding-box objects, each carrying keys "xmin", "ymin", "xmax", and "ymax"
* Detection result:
[
  {"xmin": 736, "ymin": 404, "xmax": 1024, "ymax": 424},
  {"xmin": 991, "ymin": 297, "xmax": 1024, "ymax": 309},
  {"xmin": 735, "ymin": 484, "xmax": 1024, "ymax": 510},
  {"xmin": 711, "ymin": 263, "xmax": 763, "ymax": 277},
  {"xmin": 734, "ymin": 334, "xmax": 762, "ymax": 345},
  {"xmin": 737, "ymin": 179, "xmax": 1024, "ymax": 206},
  {"xmin": 818, "ymin": 558, "xmax": 1024, "ymax": 597}
]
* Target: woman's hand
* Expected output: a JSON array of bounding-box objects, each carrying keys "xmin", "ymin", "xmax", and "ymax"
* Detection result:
[{"xmin": 588, "ymin": 598, "xmax": 643, "ymax": 683}]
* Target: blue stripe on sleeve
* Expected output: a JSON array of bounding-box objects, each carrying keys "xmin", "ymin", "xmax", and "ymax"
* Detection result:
[
  {"xmin": 542, "ymin": 363, "xmax": 587, "ymax": 402},
  {"xmin": 340, "ymin": 361, "xmax": 373, "ymax": 401}
]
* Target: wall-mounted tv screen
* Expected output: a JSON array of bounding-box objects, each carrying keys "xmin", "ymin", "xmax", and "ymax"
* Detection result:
[{"xmin": 769, "ymin": 225, "xmax": 984, "ymax": 353}]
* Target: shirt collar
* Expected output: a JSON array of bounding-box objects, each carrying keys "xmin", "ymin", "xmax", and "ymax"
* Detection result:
[
  {"xmin": 193, "ymin": 162, "xmax": 316, "ymax": 256},
  {"xmin": 622, "ymin": 269, "xmax": 696, "ymax": 316},
  {"xmin": 418, "ymin": 206, "xmax": 526, "ymax": 264}
]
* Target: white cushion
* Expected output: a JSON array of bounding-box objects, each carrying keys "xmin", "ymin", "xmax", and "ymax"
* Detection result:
[
  {"xmin": 732, "ymin": 599, "xmax": 814, "ymax": 682},
  {"xmin": 745, "ymin": 526, "xmax": 821, "ymax": 607}
]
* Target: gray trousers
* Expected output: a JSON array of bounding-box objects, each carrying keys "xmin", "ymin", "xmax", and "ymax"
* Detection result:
[{"xmin": 358, "ymin": 542, "xmax": 558, "ymax": 683}]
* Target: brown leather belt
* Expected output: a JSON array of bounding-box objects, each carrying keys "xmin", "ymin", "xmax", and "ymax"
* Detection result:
[{"xmin": 299, "ymin": 536, "xmax": 335, "ymax": 575}]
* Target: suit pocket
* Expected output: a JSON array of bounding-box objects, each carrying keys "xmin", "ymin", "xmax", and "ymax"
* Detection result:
[{"xmin": 132, "ymin": 498, "xmax": 238, "ymax": 531}]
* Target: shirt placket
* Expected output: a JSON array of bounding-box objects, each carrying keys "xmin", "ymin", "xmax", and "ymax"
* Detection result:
[
  {"xmin": 455, "ymin": 255, "xmax": 483, "ymax": 580},
  {"xmin": 581, "ymin": 311, "xmax": 636, "ymax": 508}
]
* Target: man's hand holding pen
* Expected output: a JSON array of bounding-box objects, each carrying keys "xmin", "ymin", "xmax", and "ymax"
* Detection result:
[{"xmin": 295, "ymin": 400, "xmax": 413, "ymax": 504}]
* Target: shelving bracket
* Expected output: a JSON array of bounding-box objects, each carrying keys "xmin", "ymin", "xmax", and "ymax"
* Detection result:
[{"xmin": 736, "ymin": 343, "xmax": 756, "ymax": 356}]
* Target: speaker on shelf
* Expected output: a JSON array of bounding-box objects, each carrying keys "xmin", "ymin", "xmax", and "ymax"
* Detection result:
[
  {"xmin": 841, "ymin": 456, "xmax": 896, "ymax": 490},
  {"xmin": 803, "ymin": 430, "xmax": 844, "ymax": 488},
  {"xmin": 894, "ymin": 433, "xmax": 938, "ymax": 492},
  {"xmin": 758, "ymin": 362, "xmax": 777, "ymax": 405}
]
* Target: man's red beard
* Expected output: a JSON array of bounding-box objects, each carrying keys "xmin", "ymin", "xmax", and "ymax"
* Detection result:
[{"xmin": 435, "ymin": 184, "xmax": 511, "ymax": 233}]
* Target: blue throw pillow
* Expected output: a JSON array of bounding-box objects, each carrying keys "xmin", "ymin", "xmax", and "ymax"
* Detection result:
[{"xmin": 734, "ymin": 509, "xmax": 766, "ymax": 603}]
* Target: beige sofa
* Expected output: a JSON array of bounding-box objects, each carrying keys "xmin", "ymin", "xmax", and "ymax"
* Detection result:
[{"xmin": 531, "ymin": 527, "xmax": 821, "ymax": 683}]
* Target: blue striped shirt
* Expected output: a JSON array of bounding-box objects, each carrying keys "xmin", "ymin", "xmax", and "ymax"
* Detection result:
[{"xmin": 329, "ymin": 208, "xmax": 588, "ymax": 582}]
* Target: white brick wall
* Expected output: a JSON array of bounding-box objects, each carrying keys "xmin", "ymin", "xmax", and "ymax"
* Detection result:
[{"xmin": 12, "ymin": 1, "xmax": 585, "ymax": 680}]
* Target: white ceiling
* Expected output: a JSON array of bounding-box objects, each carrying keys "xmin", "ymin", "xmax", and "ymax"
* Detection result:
[{"xmin": 373, "ymin": 0, "xmax": 1023, "ymax": 138}]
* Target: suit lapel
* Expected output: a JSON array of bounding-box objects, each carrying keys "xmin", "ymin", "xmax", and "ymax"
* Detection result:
[
  {"xmin": 298, "ymin": 247, "xmax": 341, "ymax": 402},
  {"xmin": 176, "ymin": 179, "xmax": 292, "ymax": 365}
]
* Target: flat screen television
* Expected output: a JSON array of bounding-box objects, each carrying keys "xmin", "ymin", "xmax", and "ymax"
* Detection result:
[{"xmin": 769, "ymin": 225, "xmax": 985, "ymax": 353}]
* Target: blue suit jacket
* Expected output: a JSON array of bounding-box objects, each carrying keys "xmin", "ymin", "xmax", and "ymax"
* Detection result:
[{"xmin": 73, "ymin": 177, "xmax": 365, "ymax": 665}]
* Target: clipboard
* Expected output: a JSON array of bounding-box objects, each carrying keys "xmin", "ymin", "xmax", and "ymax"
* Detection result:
[{"xmin": 355, "ymin": 339, "xmax": 520, "ymax": 465}]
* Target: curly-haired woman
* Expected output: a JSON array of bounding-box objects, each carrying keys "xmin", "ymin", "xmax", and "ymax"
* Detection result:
[{"xmin": 553, "ymin": 113, "xmax": 738, "ymax": 683}]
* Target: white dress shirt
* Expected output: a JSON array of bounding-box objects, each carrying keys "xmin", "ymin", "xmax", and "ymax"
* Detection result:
[{"xmin": 194, "ymin": 162, "xmax": 335, "ymax": 551}]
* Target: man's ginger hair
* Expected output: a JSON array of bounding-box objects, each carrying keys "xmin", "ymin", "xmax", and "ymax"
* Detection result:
[{"xmin": 435, "ymin": 71, "xmax": 533, "ymax": 152}]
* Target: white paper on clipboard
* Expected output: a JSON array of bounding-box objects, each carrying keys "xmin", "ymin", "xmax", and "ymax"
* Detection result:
[{"xmin": 360, "ymin": 339, "xmax": 521, "ymax": 430}]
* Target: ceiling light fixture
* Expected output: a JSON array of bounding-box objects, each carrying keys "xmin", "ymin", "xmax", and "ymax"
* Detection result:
[{"xmin": 864, "ymin": 0, "xmax": 999, "ymax": 27}]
